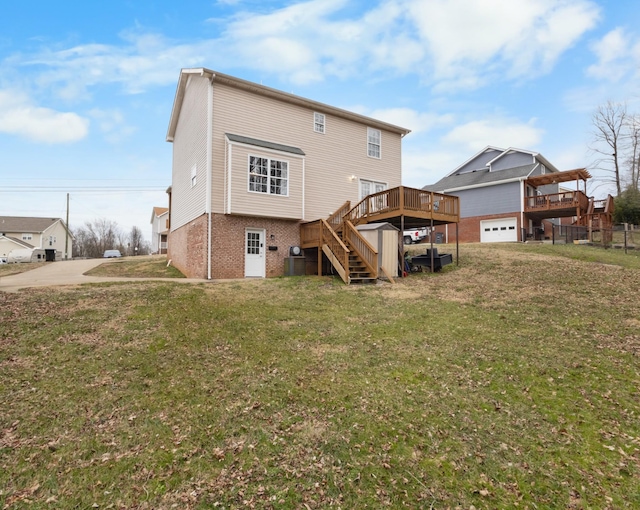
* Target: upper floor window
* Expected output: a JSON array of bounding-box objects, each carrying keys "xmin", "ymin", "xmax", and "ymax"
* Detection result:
[
  {"xmin": 191, "ymin": 164, "xmax": 197, "ymax": 188},
  {"xmin": 22, "ymin": 233, "xmax": 32, "ymax": 241},
  {"xmin": 249, "ymin": 155, "xmax": 288, "ymax": 196},
  {"xmin": 540, "ymin": 165, "xmax": 546, "ymax": 174},
  {"xmin": 367, "ymin": 128, "xmax": 381, "ymax": 159},
  {"xmin": 314, "ymin": 112, "xmax": 325, "ymax": 134}
]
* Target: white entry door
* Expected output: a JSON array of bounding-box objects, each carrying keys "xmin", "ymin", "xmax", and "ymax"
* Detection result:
[{"xmin": 245, "ymin": 228, "xmax": 266, "ymax": 277}]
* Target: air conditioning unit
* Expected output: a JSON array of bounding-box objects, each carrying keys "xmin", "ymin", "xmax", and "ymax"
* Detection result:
[{"xmin": 289, "ymin": 246, "xmax": 302, "ymax": 256}]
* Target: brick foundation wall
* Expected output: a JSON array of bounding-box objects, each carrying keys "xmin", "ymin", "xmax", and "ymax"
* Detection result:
[
  {"xmin": 210, "ymin": 214, "xmax": 301, "ymax": 279},
  {"xmin": 167, "ymin": 214, "xmax": 208, "ymax": 278}
]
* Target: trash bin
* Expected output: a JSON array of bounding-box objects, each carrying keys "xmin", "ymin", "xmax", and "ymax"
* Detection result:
[{"xmin": 435, "ymin": 232, "xmax": 444, "ymax": 244}]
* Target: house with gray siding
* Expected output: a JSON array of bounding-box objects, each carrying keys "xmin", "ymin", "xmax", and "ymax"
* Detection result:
[
  {"xmin": 166, "ymin": 68, "xmax": 411, "ymax": 279},
  {"xmin": 425, "ymin": 146, "xmax": 596, "ymax": 243}
]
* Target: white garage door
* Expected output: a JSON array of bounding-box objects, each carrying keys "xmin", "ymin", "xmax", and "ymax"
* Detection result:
[{"xmin": 480, "ymin": 218, "xmax": 518, "ymax": 243}]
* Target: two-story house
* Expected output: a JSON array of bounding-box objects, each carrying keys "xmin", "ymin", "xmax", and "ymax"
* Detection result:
[
  {"xmin": 0, "ymin": 216, "xmax": 73, "ymax": 261},
  {"xmin": 150, "ymin": 206, "xmax": 169, "ymax": 254},
  {"xmin": 425, "ymin": 146, "xmax": 612, "ymax": 243},
  {"xmin": 165, "ymin": 68, "xmax": 415, "ymax": 279}
]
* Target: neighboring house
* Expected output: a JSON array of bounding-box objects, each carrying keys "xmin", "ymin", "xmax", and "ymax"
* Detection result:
[
  {"xmin": 150, "ymin": 206, "xmax": 169, "ymax": 254},
  {"xmin": 0, "ymin": 216, "xmax": 73, "ymax": 261},
  {"xmin": 425, "ymin": 146, "xmax": 612, "ymax": 243},
  {"xmin": 166, "ymin": 68, "xmax": 413, "ymax": 279}
]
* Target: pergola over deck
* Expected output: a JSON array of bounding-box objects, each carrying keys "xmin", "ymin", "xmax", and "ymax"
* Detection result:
[{"xmin": 524, "ymin": 168, "xmax": 592, "ymax": 222}]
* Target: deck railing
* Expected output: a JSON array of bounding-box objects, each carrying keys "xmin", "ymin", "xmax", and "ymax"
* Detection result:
[
  {"xmin": 525, "ymin": 190, "xmax": 589, "ymax": 212},
  {"xmin": 345, "ymin": 186, "xmax": 459, "ymax": 225},
  {"xmin": 343, "ymin": 220, "xmax": 378, "ymax": 278},
  {"xmin": 300, "ymin": 220, "xmax": 321, "ymax": 247}
]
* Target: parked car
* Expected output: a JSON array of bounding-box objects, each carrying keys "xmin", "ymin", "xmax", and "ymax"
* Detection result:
[
  {"xmin": 403, "ymin": 228, "xmax": 429, "ymax": 245},
  {"xmin": 103, "ymin": 249, "xmax": 122, "ymax": 258}
]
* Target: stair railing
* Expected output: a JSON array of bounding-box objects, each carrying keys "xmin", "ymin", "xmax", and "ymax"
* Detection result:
[
  {"xmin": 343, "ymin": 221, "xmax": 378, "ymax": 279},
  {"xmin": 320, "ymin": 219, "xmax": 350, "ymax": 284}
]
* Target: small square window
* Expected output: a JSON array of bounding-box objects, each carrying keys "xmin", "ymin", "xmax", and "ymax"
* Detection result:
[{"xmin": 314, "ymin": 112, "xmax": 325, "ymax": 134}]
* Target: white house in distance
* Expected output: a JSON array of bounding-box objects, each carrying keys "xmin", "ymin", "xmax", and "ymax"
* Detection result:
[
  {"xmin": 150, "ymin": 206, "xmax": 169, "ymax": 254},
  {"xmin": 0, "ymin": 216, "xmax": 73, "ymax": 261},
  {"xmin": 165, "ymin": 68, "xmax": 414, "ymax": 280}
]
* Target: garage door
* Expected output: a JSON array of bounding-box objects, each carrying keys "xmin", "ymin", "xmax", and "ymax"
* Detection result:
[{"xmin": 480, "ymin": 218, "xmax": 518, "ymax": 243}]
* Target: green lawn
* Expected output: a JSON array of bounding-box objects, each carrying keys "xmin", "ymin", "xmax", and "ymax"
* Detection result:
[{"xmin": 1, "ymin": 243, "xmax": 639, "ymax": 508}]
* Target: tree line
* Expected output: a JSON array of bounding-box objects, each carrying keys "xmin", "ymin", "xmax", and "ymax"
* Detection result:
[
  {"xmin": 72, "ymin": 218, "xmax": 150, "ymax": 258},
  {"xmin": 591, "ymin": 101, "xmax": 640, "ymax": 224}
]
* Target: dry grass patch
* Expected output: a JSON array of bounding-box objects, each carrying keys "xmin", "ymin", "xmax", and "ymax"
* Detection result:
[{"xmin": 1, "ymin": 244, "xmax": 640, "ymax": 508}]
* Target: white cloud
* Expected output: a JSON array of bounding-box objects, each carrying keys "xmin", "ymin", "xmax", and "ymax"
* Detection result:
[
  {"xmin": 9, "ymin": 0, "xmax": 601, "ymax": 96},
  {"xmin": 442, "ymin": 117, "xmax": 544, "ymax": 152},
  {"xmin": 365, "ymin": 107, "xmax": 454, "ymax": 134},
  {"xmin": 88, "ymin": 108, "xmax": 137, "ymax": 143},
  {"xmin": 0, "ymin": 90, "xmax": 89, "ymax": 143},
  {"xmin": 587, "ymin": 27, "xmax": 640, "ymax": 83}
]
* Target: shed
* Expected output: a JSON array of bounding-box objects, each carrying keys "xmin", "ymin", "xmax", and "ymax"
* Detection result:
[{"xmin": 356, "ymin": 223, "xmax": 399, "ymax": 278}]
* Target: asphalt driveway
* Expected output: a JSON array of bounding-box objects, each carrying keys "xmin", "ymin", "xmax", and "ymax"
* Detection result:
[{"xmin": 0, "ymin": 258, "xmax": 206, "ymax": 293}]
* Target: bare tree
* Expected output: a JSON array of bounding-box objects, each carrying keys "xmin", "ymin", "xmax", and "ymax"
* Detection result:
[
  {"xmin": 128, "ymin": 226, "xmax": 144, "ymax": 256},
  {"xmin": 590, "ymin": 101, "xmax": 627, "ymax": 196},
  {"xmin": 625, "ymin": 114, "xmax": 640, "ymax": 191},
  {"xmin": 72, "ymin": 218, "xmax": 122, "ymax": 258}
]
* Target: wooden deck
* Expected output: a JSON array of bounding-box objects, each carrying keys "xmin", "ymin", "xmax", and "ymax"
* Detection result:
[
  {"xmin": 524, "ymin": 190, "xmax": 590, "ymax": 221},
  {"xmin": 301, "ymin": 186, "xmax": 460, "ymax": 249},
  {"xmin": 299, "ymin": 186, "xmax": 459, "ymax": 284}
]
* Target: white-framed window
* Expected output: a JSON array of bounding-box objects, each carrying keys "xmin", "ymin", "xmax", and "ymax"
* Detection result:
[
  {"xmin": 191, "ymin": 164, "xmax": 197, "ymax": 188},
  {"xmin": 249, "ymin": 155, "xmax": 289, "ymax": 196},
  {"xmin": 314, "ymin": 112, "xmax": 325, "ymax": 134},
  {"xmin": 22, "ymin": 233, "xmax": 32, "ymax": 241},
  {"xmin": 541, "ymin": 165, "xmax": 546, "ymax": 174},
  {"xmin": 49, "ymin": 235, "xmax": 56, "ymax": 246},
  {"xmin": 367, "ymin": 128, "xmax": 381, "ymax": 159}
]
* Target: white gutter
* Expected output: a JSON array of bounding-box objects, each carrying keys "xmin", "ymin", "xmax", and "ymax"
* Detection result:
[{"xmin": 206, "ymin": 72, "xmax": 213, "ymax": 280}]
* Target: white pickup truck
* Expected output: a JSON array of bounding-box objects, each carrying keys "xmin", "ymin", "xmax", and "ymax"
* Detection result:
[{"xmin": 403, "ymin": 228, "xmax": 429, "ymax": 245}]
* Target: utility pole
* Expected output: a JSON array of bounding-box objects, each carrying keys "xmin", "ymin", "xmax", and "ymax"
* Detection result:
[{"xmin": 65, "ymin": 193, "xmax": 70, "ymax": 260}]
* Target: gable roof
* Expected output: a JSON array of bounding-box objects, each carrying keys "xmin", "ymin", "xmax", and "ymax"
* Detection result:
[
  {"xmin": 0, "ymin": 216, "xmax": 62, "ymax": 234},
  {"xmin": 0, "ymin": 235, "xmax": 35, "ymax": 249},
  {"xmin": 425, "ymin": 164, "xmax": 537, "ymax": 193},
  {"xmin": 225, "ymin": 133, "xmax": 306, "ymax": 156},
  {"xmin": 166, "ymin": 68, "xmax": 411, "ymax": 142},
  {"xmin": 150, "ymin": 207, "xmax": 169, "ymax": 224},
  {"xmin": 442, "ymin": 145, "xmax": 560, "ymax": 180}
]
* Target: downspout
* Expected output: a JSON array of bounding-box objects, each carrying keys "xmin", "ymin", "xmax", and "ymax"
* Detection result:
[
  {"xmin": 519, "ymin": 177, "xmax": 525, "ymax": 242},
  {"xmin": 206, "ymin": 72, "xmax": 214, "ymax": 280}
]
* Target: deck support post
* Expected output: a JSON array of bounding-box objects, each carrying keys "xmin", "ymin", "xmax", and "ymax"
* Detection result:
[
  {"xmin": 400, "ymin": 214, "xmax": 405, "ymax": 277},
  {"xmin": 318, "ymin": 247, "xmax": 322, "ymax": 276},
  {"xmin": 456, "ymin": 222, "xmax": 459, "ymax": 266},
  {"xmin": 430, "ymin": 218, "xmax": 434, "ymax": 272}
]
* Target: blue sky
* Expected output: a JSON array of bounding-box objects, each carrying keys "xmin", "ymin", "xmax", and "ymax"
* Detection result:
[{"xmin": 1, "ymin": 0, "xmax": 639, "ymax": 240}]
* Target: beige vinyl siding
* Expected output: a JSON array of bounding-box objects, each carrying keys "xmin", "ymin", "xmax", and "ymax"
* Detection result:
[
  {"xmin": 170, "ymin": 75, "xmax": 209, "ymax": 230},
  {"xmin": 210, "ymin": 82, "xmax": 402, "ymax": 221},
  {"xmin": 226, "ymin": 140, "xmax": 303, "ymax": 219}
]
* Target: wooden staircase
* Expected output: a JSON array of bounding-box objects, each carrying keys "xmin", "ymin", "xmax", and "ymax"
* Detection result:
[
  {"xmin": 307, "ymin": 202, "xmax": 379, "ymax": 284},
  {"xmin": 300, "ymin": 186, "xmax": 461, "ymax": 284}
]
